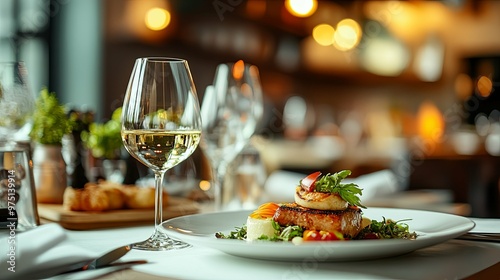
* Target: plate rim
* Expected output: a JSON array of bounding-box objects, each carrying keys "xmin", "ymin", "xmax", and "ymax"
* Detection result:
[{"xmin": 161, "ymin": 207, "xmax": 475, "ymax": 261}]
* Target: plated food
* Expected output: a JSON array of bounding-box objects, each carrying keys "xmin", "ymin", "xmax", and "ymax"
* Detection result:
[{"xmin": 216, "ymin": 170, "xmax": 417, "ymax": 243}]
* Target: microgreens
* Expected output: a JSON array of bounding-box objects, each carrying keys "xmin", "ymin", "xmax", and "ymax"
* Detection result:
[{"xmin": 355, "ymin": 217, "xmax": 418, "ymax": 240}]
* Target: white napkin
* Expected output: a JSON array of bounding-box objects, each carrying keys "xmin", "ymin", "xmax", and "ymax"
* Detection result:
[
  {"xmin": 0, "ymin": 223, "xmax": 96, "ymax": 280},
  {"xmin": 469, "ymin": 218, "xmax": 500, "ymax": 233},
  {"xmin": 264, "ymin": 169, "xmax": 399, "ymax": 202}
]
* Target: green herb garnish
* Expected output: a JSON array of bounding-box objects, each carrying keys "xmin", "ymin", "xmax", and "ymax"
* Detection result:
[
  {"xmin": 215, "ymin": 225, "xmax": 247, "ymax": 240},
  {"xmin": 215, "ymin": 218, "xmax": 417, "ymax": 241},
  {"xmin": 215, "ymin": 221, "xmax": 304, "ymax": 242},
  {"xmin": 314, "ymin": 170, "xmax": 366, "ymax": 208},
  {"xmin": 258, "ymin": 221, "xmax": 304, "ymax": 241},
  {"xmin": 355, "ymin": 217, "xmax": 417, "ymax": 240}
]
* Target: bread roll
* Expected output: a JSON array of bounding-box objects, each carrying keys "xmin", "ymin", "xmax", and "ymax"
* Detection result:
[
  {"xmin": 62, "ymin": 181, "xmax": 167, "ymax": 211},
  {"xmin": 63, "ymin": 187, "xmax": 83, "ymax": 211},
  {"xmin": 80, "ymin": 184, "xmax": 109, "ymax": 211},
  {"xmin": 95, "ymin": 181, "xmax": 126, "ymax": 210},
  {"xmin": 101, "ymin": 185, "xmax": 126, "ymax": 210},
  {"xmin": 122, "ymin": 186, "xmax": 168, "ymax": 209}
]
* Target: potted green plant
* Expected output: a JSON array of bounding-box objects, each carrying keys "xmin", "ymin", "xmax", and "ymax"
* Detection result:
[
  {"xmin": 81, "ymin": 107, "xmax": 125, "ymax": 183},
  {"xmin": 81, "ymin": 107, "xmax": 122, "ymax": 159},
  {"xmin": 30, "ymin": 88, "xmax": 74, "ymax": 204}
]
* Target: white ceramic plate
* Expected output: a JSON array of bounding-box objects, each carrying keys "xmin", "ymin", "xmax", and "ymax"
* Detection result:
[{"xmin": 161, "ymin": 208, "xmax": 475, "ymax": 262}]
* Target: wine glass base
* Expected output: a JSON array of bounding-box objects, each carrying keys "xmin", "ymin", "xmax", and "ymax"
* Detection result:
[{"xmin": 132, "ymin": 230, "xmax": 191, "ymax": 251}]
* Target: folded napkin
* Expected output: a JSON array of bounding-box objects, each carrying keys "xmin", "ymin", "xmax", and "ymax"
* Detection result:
[
  {"xmin": 0, "ymin": 223, "xmax": 96, "ymax": 280},
  {"xmin": 264, "ymin": 169, "xmax": 399, "ymax": 202}
]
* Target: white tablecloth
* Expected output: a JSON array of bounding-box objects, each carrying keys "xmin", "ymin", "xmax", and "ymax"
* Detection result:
[
  {"xmin": 69, "ymin": 218, "xmax": 500, "ymax": 279},
  {"xmin": 1, "ymin": 218, "xmax": 499, "ymax": 279}
]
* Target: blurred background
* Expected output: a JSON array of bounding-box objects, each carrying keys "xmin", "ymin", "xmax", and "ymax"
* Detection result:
[{"xmin": 1, "ymin": 0, "xmax": 499, "ymax": 217}]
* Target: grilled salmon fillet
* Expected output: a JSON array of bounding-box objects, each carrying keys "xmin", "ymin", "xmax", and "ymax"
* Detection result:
[{"xmin": 273, "ymin": 203, "xmax": 363, "ymax": 238}]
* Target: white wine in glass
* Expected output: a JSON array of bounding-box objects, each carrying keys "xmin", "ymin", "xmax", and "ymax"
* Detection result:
[{"xmin": 121, "ymin": 57, "xmax": 201, "ymax": 251}]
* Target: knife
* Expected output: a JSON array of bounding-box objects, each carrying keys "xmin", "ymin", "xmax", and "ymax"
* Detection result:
[
  {"xmin": 45, "ymin": 262, "xmax": 143, "ymax": 280},
  {"xmin": 73, "ymin": 244, "xmax": 132, "ymax": 271},
  {"xmin": 35, "ymin": 244, "xmax": 132, "ymax": 279}
]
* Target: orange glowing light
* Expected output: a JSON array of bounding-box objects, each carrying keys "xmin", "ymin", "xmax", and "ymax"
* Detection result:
[
  {"xmin": 285, "ymin": 0, "xmax": 317, "ymax": 18},
  {"xmin": 417, "ymin": 102, "xmax": 444, "ymax": 142},
  {"xmin": 232, "ymin": 60, "xmax": 245, "ymax": 80},
  {"xmin": 476, "ymin": 76, "xmax": 492, "ymax": 98},
  {"xmin": 199, "ymin": 180, "xmax": 211, "ymax": 191},
  {"xmin": 312, "ymin": 24, "xmax": 335, "ymax": 46},
  {"xmin": 145, "ymin": 7, "xmax": 171, "ymax": 31}
]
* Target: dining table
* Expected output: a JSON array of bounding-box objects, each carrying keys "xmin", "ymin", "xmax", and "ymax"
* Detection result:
[
  {"xmin": 74, "ymin": 218, "xmax": 500, "ymax": 280},
  {"xmin": 2, "ymin": 203, "xmax": 499, "ymax": 280}
]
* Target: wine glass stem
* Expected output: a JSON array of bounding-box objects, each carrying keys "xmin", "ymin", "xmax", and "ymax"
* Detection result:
[
  {"xmin": 154, "ymin": 171, "xmax": 165, "ymax": 228},
  {"xmin": 212, "ymin": 163, "xmax": 227, "ymax": 211}
]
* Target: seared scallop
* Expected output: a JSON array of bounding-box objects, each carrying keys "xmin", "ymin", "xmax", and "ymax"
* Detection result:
[{"xmin": 295, "ymin": 186, "xmax": 348, "ymax": 210}]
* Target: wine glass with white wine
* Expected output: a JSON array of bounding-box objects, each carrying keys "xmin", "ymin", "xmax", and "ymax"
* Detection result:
[{"xmin": 121, "ymin": 57, "xmax": 202, "ymax": 251}]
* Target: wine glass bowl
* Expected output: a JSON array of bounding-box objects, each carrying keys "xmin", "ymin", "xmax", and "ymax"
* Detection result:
[
  {"xmin": 200, "ymin": 60, "xmax": 263, "ymax": 210},
  {"xmin": 121, "ymin": 57, "xmax": 201, "ymax": 251},
  {"xmin": 0, "ymin": 62, "xmax": 35, "ymax": 142}
]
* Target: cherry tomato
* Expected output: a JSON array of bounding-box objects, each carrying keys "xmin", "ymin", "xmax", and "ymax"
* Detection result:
[
  {"xmin": 300, "ymin": 171, "xmax": 321, "ymax": 192},
  {"xmin": 362, "ymin": 233, "xmax": 379, "ymax": 240},
  {"xmin": 303, "ymin": 230, "xmax": 320, "ymax": 241},
  {"xmin": 303, "ymin": 230, "xmax": 344, "ymax": 241}
]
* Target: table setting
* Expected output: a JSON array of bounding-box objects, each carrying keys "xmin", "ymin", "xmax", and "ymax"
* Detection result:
[
  {"xmin": 0, "ymin": 215, "xmax": 499, "ymax": 279},
  {"xmin": 1, "ymin": 57, "xmax": 499, "ymax": 280}
]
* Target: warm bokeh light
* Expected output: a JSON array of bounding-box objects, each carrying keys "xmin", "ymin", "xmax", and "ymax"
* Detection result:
[
  {"xmin": 417, "ymin": 101, "xmax": 444, "ymax": 142},
  {"xmin": 333, "ymin": 19, "xmax": 361, "ymax": 51},
  {"xmin": 312, "ymin": 24, "xmax": 335, "ymax": 46},
  {"xmin": 301, "ymin": 36, "xmax": 359, "ymax": 74},
  {"xmin": 476, "ymin": 75, "xmax": 493, "ymax": 97},
  {"xmin": 199, "ymin": 180, "xmax": 211, "ymax": 191},
  {"xmin": 363, "ymin": 1, "xmax": 450, "ymax": 45},
  {"xmin": 285, "ymin": 0, "xmax": 317, "ymax": 18},
  {"xmin": 414, "ymin": 35, "xmax": 444, "ymax": 82},
  {"xmin": 232, "ymin": 60, "xmax": 245, "ymax": 80},
  {"xmin": 454, "ymin": 73, "xmax": 473, "ymax": 100},
  {"xmin": 145, "ymin": 7, "xmax": 171, "ymax": 31},
  {"xmin": 125, "ymin": 1, "xmax": 173, "ymax": 42},
  {"xmin": 360, "ymin": 37, "xmax": 409, "ymax": 76},
  {"xmin": 339, "ymin": 19, "xmax": 361, "ymax": 37}
]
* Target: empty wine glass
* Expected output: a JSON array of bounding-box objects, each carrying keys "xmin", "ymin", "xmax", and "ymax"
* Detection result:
[
  {"xmin": 0, "ymin": 62, "xmax": 35, "ymax": 146},
  {"xmin": 200, "ymin": 60, "xmax": 263, "ymax": 210},
  {"xmin": 121, "ymin": 57, "xmax": 202, "ymax": 250}
]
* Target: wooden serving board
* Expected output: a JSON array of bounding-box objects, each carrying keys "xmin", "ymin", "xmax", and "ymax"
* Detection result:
[{"xmin": 38, "ymin": 196, "xmax": 199, "ymax": 230}]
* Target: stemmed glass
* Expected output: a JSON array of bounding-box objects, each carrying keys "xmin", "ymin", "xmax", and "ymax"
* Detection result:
[
  {"xmin": 0, "ymin": 62, "xmax": 39, "ymax": 230},
  {"xmin": 200, "ymin": 60, "xmax": 263, "ymax": 210},
  {"xmin": 0, "ymin": 62, "xmax": 35, "ymax": 145},
  {"xmin": 121, "ymin": 57, "xmax": 202, "ymax": 251}
]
